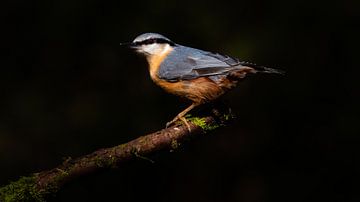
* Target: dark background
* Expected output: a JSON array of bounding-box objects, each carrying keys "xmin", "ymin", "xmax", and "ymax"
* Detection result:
[{"xmin": 2, "ymin": 0, "xmax": 359, "ymax": 201}]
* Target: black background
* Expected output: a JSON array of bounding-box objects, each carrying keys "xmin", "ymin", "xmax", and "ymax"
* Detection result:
[{"xmin": 1, "ymin": 0, "xmax": 359, "ymax": 201}]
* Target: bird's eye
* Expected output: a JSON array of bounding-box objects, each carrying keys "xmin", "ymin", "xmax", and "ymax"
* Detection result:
[
  {"xmin": 147, "ymin": 39, "xmax": 155, "ymax": 44},
  {"xmin": 156, "ymin": 39, "xmax": 165, "ymax": 43}
]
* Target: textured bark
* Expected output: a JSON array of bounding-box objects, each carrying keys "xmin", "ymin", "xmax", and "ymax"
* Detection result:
[{"xmin": 0, "ymin": 110, "xmax": 231, "ymax": 202}]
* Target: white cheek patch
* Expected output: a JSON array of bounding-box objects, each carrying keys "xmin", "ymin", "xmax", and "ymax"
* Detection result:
[
  {"xmin": 139, "ymin": 44, "xmax": 171, "ymax": 55},
  {"xmin": 142, "ymin": 44, "xmax": 161, "ymax": 55}
]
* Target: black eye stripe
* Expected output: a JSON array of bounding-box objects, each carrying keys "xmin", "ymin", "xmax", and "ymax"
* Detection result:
[{"xmin": 135, "ymin": 38, "xmax": 175, "ymax": 46}]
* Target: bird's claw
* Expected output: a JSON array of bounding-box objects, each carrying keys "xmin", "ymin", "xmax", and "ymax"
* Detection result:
[
  {"xmin": 166, "ymin": 116, "xmax": 192, "ymax": 132},
  {"xmin": 179, "ymin": 117, "xmax": 192, "ymax": 132},
  {"xmin": 166, "ymin": 116, "xmax": 178, "ymax": 128},
  {"xmin": 165, "ymin": 120, "xmax": 175, "ymax": 128}
]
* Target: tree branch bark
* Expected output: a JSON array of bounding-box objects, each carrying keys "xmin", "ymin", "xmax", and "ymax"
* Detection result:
[{"xmin": 0, "ymin": 110, "xmax": 232, "ymax": 202}]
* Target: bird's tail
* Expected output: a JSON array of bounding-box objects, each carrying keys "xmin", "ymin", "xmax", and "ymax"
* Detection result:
[{"xmin": 240, "ymin": 62, "xmax": 285, "ymax": 75}]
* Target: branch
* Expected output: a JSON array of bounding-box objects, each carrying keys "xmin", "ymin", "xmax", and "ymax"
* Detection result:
[{"xmin": 0, "ymin": 109, "xmax": 232, "ymax": 202}]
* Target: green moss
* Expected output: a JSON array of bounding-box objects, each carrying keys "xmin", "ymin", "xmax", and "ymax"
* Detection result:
[
  {"xmin": 188, "ymin": 117, "xmax": 220, "ymax": 131},
  {"xmin": 201, "ymin": 122, "xmax": 220, "ymax": 131},
  {"xmin": 108, "ymin": 156, "xmax": 117, "ymax": 168},
  {"xmin": 0, "ymin": 176, "xmax": 45, "ymax": 202},
  {"xmin": 184, "ymin": 114, "xmax": 192, "ymax": 118},
  {"xmin": 94, "ymin": 156, "xmax": 111, "ymax": 168},
  {"xmin": 188, "ymin": 117, "xmax": 207, "ymax": 129},
  {"xmin": 223, "ymin": 114, "xmax": 231, "ymax": 121},
  {"xmin": 51, "ymin": 169, "xmax": 69, "ymax": 189},
  {"xmin": 170, "ymin": 140, "xmax": 180, "ymax": 150}
]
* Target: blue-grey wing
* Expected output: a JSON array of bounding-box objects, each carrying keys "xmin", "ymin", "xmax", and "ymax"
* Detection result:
[{"xmin": 158, "ymin": 46, "xmax": 242, "ymax": 82}]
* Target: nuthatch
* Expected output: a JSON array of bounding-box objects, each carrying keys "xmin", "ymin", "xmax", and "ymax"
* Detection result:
[{"xmin": 121, "ymin": 33, "xmax": 283, "ymax": 130}]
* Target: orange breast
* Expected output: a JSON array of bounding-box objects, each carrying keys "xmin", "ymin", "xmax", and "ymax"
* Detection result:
[{"xmin": 153, "ymin": 76, "xmax": 225, "ymax": 104}]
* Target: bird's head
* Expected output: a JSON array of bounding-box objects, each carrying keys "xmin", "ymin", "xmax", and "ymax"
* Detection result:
[{"xmin": 121, "ymin": 33, "xmax": 176, "ymax": 57}]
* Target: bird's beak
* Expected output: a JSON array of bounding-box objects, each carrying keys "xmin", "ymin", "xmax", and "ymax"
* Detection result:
[{"xmin": 119, "ymin": 42, "xmax": 137, "ymax": 49}]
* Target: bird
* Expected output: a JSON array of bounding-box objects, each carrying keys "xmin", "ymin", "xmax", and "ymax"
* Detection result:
[{"xmin": 121, "ymin": 33, "xmax": 284, "ymax": 130}]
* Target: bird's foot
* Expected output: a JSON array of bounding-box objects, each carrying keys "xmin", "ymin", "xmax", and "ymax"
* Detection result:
[
  {"xmin": 166, "ymin": 116, "xmax": 192, "ymax": 132},
  {"xmin": 179, "ymin": 116, "xmax": 192, "ymax": 132}
]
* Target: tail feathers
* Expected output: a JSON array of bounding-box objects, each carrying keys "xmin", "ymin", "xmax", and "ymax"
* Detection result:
[{"xmin": 240, "ymin": 61, "xmax": 285, "ymax": 75}]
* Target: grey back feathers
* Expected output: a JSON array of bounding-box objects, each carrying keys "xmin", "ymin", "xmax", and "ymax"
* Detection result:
[{"xmin": 158, "ymin": 45, "xmax": 245, "ymax": 82}]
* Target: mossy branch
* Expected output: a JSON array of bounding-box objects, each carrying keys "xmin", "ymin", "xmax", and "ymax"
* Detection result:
[{"xmin": 0, "ymin": 108, "xmax": 232, "ymax": 202}]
